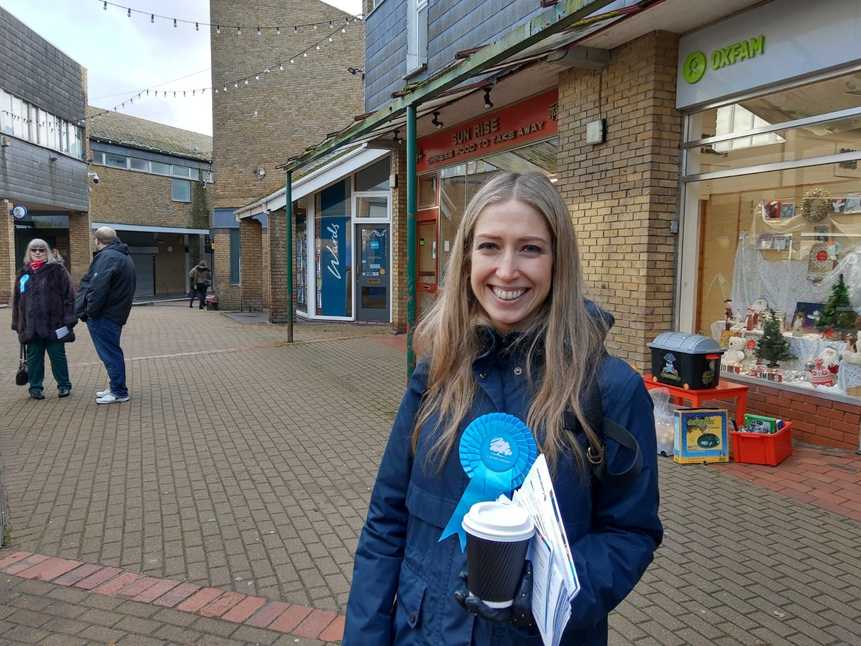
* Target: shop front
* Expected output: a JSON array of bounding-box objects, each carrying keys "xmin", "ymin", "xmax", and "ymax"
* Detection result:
[
  {"xmin": 414, "ymin": 89, "xmax": 559, "ymax": 315},
  {"xmin": 676, "ymin": 0, "xmax": 861, "ymax": 448}
]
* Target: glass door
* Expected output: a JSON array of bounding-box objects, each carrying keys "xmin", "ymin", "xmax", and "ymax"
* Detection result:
[
  {"xmin": 417, "ymin": 210, "xmax": 438, "ymax": 319},
  {"xmin": 356, "ymin": 224, "xmax": 390, "ymax": 321}
]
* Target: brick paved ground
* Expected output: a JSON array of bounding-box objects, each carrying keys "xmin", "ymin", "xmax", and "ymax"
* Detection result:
[{"xmin": 0, "ymin": 303, "xmax": 859, "ymax": 644}]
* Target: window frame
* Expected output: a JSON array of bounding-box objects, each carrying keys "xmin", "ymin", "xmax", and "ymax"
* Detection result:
[{"xmin": 171, "ymin": 178, "xmax": 192, "ymax": 203}]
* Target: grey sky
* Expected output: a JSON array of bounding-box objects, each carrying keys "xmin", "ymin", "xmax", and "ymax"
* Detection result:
[{"xmin": 0, "ymin": 0, "xmax": 362, "ymax": 136}]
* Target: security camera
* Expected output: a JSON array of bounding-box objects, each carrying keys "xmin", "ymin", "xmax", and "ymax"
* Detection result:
[{"xmin": 88, "ymin": 171, "xmax": 100, "ymax": 184}]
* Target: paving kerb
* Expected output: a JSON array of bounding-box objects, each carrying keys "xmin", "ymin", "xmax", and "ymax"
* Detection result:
[{"xmin": 0, "ymin": 304, "xmax": 859, "ymax": 644}]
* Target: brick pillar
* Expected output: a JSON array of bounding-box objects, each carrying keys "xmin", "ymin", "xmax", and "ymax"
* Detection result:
[
  {"xmin": 557, "ymin": 31, "xmax": 681, "ymax": 370},
  {"xmin": 0, "ymin": 199, "xmax": 15, "ymax": 305},
  {"xmin": 262, "ymin": 228, "xmax": 271, "ymax": 309},
  {"xmin": 67, "ymin": 211, "xmax": 92, "ymax": 286},
  {"xmin": 239, "ymin": 217, "xmax": 263, "ymax": 311},
  {"xmin": 390, "ymin": 146, "xmax": 408, "ymax": 333},
  {"xmin": 268, "ymin": 207, "xmax": 291, "ymax": 324}
]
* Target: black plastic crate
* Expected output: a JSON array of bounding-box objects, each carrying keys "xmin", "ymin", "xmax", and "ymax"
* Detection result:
[{"xmin": 648, "ymin": 332, "xmax": 725, "ymax": 390}]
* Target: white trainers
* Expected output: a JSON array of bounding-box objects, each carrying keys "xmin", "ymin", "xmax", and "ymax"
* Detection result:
[
  {"xmin": 96, "ymin": 392, "xmax": 130, "ymax": 405},
  {"xmin": 96, "ymin": 386, "xmax": 111, "ymax": 397}
]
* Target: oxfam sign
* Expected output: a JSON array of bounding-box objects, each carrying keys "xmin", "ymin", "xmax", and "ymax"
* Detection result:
[{"xmin": 683, "ymin": 35, "xmax": 766, "ymax": 84}]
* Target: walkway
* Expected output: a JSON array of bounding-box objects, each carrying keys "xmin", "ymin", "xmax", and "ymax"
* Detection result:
[{"xmin": 0, "ymin": 304, "xmax": 858, "ymax": 644}]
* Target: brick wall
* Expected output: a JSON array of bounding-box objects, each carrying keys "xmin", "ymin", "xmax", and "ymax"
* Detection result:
[
  {"xmin": 212, "ymin": 230, "xmax": 240, "ymax": 309},
  {"xmin": 557, "ymin": 31, "xmax": 680, "ymax": 370},
  {"xmin": 67, "ymin": 211, "xmax": 92, "ymax": 286},
  {"xmin": 390, "ymin": 146, "xmax": 408, "ymax": 332},
  {"xmin": 240, "ymin": 218, "xmax": 263, "ymax": 311},
  {"xmin": 268, "ymin": 208, "xmax": 291, "ymax": 323},
  {"xmin": 209, "ymin": 0, "xmax": 364, "ymax": 309},
  {"xmin": 89, "ymin": 166, "xmax": 205, "ymax": 229},
  {"xmin": 262, "ymin": 230, "xmax": 271, "ymax": 309},
  {"xmin": 722, "ymin": 379, "xmax": 860, "ymax": 450},
  {"xmin": 0, "ymin": 199, "xmax": 14, "ymax": 304}
]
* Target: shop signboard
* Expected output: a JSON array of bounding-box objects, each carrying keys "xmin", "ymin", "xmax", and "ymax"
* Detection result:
[
  {"xmin": 677, "ymin": 0, "xmax": 861, "ymax": 110},
  {"xmin": 417, "ymin": 90, "xmax": 558, "ymax": 173},
  {"xmin": 320, "ymin": 216, "xmax": 348, "ymax": 316}
]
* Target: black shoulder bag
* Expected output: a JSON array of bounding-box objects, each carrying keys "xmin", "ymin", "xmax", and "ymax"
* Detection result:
[
  {"xmin": 15, "ymin": 344, "xmax": 28, "ymax": 386},
  {"xmin": 564, "ymin": 377, "xmax": 642, "ymax": 487}
]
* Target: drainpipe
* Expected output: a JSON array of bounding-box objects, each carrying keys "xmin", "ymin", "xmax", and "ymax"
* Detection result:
[
  {"xmin": 406, "ymin": 104, "xmax": 417, "ymax": 376},
  {"xmin": 285, "ymin": 171, "xmax": 294, "ymax": 343}
]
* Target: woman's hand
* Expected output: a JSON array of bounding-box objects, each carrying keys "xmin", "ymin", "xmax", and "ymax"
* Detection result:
[{"xmin": 453, "ymin": 561, "xmax": 535, "ymax": 630}]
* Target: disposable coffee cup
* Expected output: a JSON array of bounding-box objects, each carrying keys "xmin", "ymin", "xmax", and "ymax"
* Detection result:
[{"xmin": 461, "ymin": 501, "xmax": 534, "ymax": 608}]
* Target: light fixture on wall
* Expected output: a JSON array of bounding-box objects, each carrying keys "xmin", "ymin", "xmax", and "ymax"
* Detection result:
[
  {"xmin": 393, "ymin": 129, "xmax": 401, "ymax": 144},
  {"xmin": 431, "ymin": 111, "xmax": 443, "ymax": 129},
  {"xmin": 483, "ymin": 87, "xmax": 494, "ymax": 110},
  {"xmin": 347, "ymin": 67, "xmax": 365, "ymax": 80}
]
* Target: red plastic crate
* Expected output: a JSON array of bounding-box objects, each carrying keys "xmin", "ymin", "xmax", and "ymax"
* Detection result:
[{"xmin": 730, "ymin": 422, "xmax": 793, "ymax": 466}]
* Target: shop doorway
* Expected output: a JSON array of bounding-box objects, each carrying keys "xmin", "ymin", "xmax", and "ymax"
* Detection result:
[
  {"xmin": 416, "ymin": 210, "xmax": 438, "ymax": 320},
  {"xmin": 356, "ymin": 224, "xmax": 390, "ymax": 322}
]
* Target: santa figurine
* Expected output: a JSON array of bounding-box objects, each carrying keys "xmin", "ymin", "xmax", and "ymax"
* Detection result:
[{"xmin": 809, "ymin": 358, "xmax": 835, "ymax": 387}]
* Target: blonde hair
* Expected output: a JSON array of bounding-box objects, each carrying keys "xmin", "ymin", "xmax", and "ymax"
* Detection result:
[
  {"xmin": 23, "ymin": 238, "xmax": 51, "ymax": 266},
  {"xmin": 412, "ymin": 172, "xmax": 607, "ymax": 471}
]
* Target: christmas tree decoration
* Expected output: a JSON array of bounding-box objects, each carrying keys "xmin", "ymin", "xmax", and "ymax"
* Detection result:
[
  {"xmin": 755, "ymin": 308, "xmax": 795, "ymax": 368},
  {"xmin": 816, "ymin": 274, "xmax": 856, "ymax": 336}
]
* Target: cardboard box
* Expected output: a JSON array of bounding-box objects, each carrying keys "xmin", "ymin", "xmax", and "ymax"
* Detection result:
[{"xmin": 673, "ymin": 409, "xmax": 729, "ymax": 464}]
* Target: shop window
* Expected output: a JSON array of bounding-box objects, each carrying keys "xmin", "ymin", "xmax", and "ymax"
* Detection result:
[
  {"xmin": 229, "ymin": 228, "xmax": 240, "ymax": 284},
  {"xmin": 355, "ymin": 157, "xmax": 390, "ymax": 191},
  {"xmin": 105, "ymin": 153, "xmax": 127, "ymax": 169},
  {"xmin": 0, "ymin": 89, "xmax": 10, "ymax": 134},
  {"xmin": 315, "ymin": 180, "xmax": 352, "ymax": 317},
  {"xmin": 683, "ymin": 71, "xmax": 861, "ymax": 401},
  {"xmin": 688, "ymin": 169, "xmax": 861, "ymax": 400},
  {"xmin": 129, "ymin": 157, "xmax": 149, "ymax": 172},
  {"xmin": 356, "ymin": 195, "xmax": 388, "ymax": 218},
  {"xmin": 418, "ymin": 173, "xmax": 438, "ymax": 208},
  {"xmin": 688, "ymin": 70, "xmax": 861, "ymax": 142},
  {"xmin": 171, "ymin": 178, "xmax": 191, "ymax": 202}
]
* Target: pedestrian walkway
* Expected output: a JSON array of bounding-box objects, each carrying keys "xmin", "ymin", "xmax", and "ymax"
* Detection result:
[{"xmin": 0, "ymin": 304, "xmax": 859, "ymax": 644}]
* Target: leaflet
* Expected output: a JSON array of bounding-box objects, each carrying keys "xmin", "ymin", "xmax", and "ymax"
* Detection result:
[{"xmin": 512, "ymin": 454, "xmax": 579, "ymax": 646}]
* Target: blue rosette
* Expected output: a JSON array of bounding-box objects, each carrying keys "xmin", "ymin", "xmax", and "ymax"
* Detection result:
[{"xmin": 439, "ymin": 413, "xmax": 538, "ymax": 550}]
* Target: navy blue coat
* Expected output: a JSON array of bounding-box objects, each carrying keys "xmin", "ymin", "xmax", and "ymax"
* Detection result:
[{"xmin": 344, "ymin": 333, "xmax": 663, "ymax": 645}]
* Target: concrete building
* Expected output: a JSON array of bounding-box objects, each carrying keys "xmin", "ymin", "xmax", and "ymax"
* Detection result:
[
  {"xmin": 87, "ymin": 109, "xmax": 212, "ymax": 300},
  {"xmin": 0, "ymin": 4, "xmax": 90, "ymax": 298},
  {"xmin": 235, "ymin": 0, "xmax": 861, "ymax": 451},
  {"xmin": 208, "ymin": 0, "xmax": 365, "ymax": 315}
]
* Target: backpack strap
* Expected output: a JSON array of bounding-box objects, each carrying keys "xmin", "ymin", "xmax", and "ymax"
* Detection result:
[{"xmin": 563, "ymin": 363, "xmax": 643, "ymax": 487}]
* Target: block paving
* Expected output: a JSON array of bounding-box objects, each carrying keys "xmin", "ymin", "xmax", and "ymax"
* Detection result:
[{"xmin": 0, "ymin": 303, "xmax": 859, "ymax": 644}]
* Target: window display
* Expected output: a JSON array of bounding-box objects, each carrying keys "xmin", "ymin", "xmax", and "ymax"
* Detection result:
[{"xmin": 685, "ymin": 71, "xmax": 861, "ymax": 400}]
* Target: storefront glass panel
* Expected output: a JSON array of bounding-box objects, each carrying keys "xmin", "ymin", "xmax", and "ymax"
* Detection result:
[
  {"xmin": 689, "ymin": 162, "xmax": 861, "ymax": 400},
  {"xmin": 687, "ymin": 70, "xmax": 861, "ymax": 142},
  {"xmin": 685, "ymin": 70, "xmax": 861, "ymax": 401},
  {"xmin": 315, "ymin": 180, "xmax": 352, "ymax": 317},
  {"xmin": 296, "ymin": 212, "xmax": 307, "ymax": 312}
]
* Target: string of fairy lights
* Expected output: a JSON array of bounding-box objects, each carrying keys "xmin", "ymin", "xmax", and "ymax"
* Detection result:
[{"xmin": 83, "ymin": 1, "xmax": 364, "ymax": 124}]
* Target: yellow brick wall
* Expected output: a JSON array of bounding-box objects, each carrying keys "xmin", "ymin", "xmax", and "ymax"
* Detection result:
[{"xmin": 557, "ymin": 31, "xmax": 681, "ymax": 370}]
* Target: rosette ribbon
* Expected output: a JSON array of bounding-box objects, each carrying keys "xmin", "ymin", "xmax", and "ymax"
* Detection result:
[{"xmin": 439, "ymin": 413, "xmax": 538, "ymax": 551}]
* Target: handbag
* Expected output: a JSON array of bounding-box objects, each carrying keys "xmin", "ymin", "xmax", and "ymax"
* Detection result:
[{"xmin": 15, "ymin": 343, "xmax": 28, "ymax": 386}]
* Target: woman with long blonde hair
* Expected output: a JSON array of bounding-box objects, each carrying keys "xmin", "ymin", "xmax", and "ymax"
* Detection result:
[{"xmin": 344, "ymin": 173, "xmax": 661, "ymax": 645}]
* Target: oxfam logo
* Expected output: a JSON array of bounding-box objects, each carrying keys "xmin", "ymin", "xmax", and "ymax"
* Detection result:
[{"xmin": 683, "ymin": 51, "xmax": 707, "ymax": 84}]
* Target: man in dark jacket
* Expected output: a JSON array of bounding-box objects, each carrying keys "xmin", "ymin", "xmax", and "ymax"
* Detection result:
[{"xmin": 76, "ymin": 227, "xmax": 136, "ymax": 404}]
